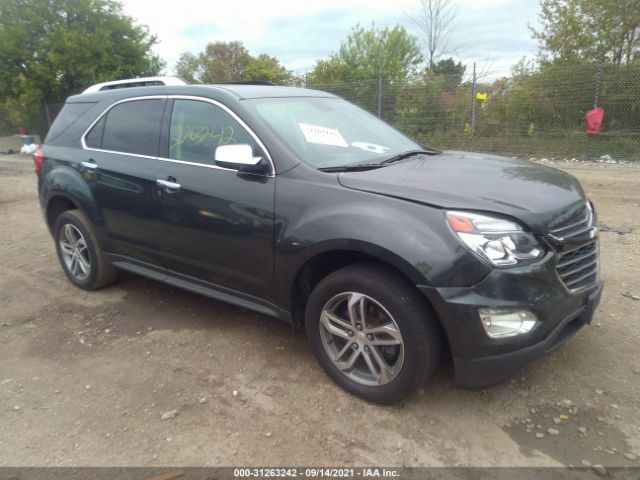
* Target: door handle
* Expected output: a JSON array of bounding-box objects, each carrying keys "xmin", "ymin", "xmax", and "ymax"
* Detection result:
[
  {"xmin": 156, "ymin": 178, "xmax": 181, "ymax": 192},
  {"xmin": 81, "ymin": 161, "xmax": 97, "ymax": 169}
]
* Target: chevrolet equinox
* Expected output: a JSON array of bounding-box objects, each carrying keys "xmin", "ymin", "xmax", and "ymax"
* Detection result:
[{"xmin": 36, "ymin": 82, "xmax": 603, "ymax": 403}]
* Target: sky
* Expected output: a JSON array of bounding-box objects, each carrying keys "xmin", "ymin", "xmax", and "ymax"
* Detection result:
[{"xmin": 119, "ymin": 0, "xmax": 542, "ymax": 80}]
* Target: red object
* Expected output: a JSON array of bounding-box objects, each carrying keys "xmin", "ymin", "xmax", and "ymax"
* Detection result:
[
  {"xmin": 585, "ymin": 108, "xmax": 605, "ymax": 135},
  {"xmin": 18, "ymin": 127, "xmax": 26, "ymax": 135},
  {"xmin": 33, "ymin": 149, "xmax": 43, "ymax": 176}
]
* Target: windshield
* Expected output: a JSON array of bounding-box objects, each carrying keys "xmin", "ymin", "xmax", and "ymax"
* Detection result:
[{"xmin": 245, "ymin": 97, "xmax": 422, "ymax": 169}]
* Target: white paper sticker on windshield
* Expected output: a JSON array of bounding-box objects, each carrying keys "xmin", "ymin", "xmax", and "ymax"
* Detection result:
[
  {"xmin": 299, "ymin": 123, "xmax": 349, "ymax": 147},
  {"xmin": 350, "ymin": 141, "xmax": 390, "ymax": 154}
]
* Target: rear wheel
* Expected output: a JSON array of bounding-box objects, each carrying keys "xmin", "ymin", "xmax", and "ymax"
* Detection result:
[
  {"xmin": 54, "ymin": 210, "xmax": 117, "ymax": 290},
  {"xmin": 305, "ymin": 263, "xmax": 442, "ymax": 403}
]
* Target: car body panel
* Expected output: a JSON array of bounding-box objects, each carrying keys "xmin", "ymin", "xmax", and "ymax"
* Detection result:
[
  {"xmin": 338, "ymin": 151, "xmax": 587, "ymax": 233},
  {"xmin": 272, "ymin": 165, "xmax": 491, "ymax": 309},
  {"xmin": 155, "ymin": 163, "xmax": 277, "ymax": 303}
]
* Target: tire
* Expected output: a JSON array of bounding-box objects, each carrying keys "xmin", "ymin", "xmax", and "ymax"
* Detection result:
[
  {"xmin": 305, "ymin": 262, "xmax": 443, "ymax": 404},
  {"xmin": 53, "ymin": 209, "xmax": 117, "ymax": 290}
]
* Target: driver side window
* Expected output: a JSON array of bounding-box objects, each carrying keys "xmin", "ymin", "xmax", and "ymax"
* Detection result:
[{"xmin": 169, "ymin": 99, "xmax": 258, "ymax": 166}]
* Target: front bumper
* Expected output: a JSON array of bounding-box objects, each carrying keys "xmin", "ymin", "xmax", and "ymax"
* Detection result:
[
  {"xmin": 419, "ymin": 252, "xmax": 604, "ymax": 389},
  {"xmin": 452, "ymin": 282, "xmax": 602, "ymax": 388}
]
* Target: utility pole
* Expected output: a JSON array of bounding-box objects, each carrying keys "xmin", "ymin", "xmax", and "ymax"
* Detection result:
[{"xmin": 470, "ymin": 62, "xmax": 477, "ymax": 151}]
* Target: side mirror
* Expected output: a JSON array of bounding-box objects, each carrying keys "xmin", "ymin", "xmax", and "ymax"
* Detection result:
[
  {"xmin": 215, "ymin": 144, "xmax": 269, "ymax": 175},
  {"xmin": 215, "ymin": 144, "xmax": 261, "ymax": 166}
]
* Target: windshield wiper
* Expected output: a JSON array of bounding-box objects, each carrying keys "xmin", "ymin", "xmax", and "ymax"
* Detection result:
[
  {"xmin": 318, "ymin": 163, "xmax": 389, "ymax": 173},
  {"xmin": 380, "ymin": 148, "xmax": 442, "ymax": 164}
]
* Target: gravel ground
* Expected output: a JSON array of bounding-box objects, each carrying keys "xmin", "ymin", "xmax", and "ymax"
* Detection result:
[{"xmin": 0, "ymin": 153, "xmax": 638, "ymax": 469}]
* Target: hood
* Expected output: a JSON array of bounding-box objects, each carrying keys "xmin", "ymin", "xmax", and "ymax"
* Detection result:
[{"xmin": 337, "ymin": 151, "xmax": 587, "ymax": 233}]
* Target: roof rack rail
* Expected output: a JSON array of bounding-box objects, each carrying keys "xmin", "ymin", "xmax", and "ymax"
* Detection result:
[
  {"xmin": 220, "ymin": 80, "xmax": 277, "ymax": 86},
  {"xmin": 82, "ymin": 76, "xmax": 189, "ymax": 94}
]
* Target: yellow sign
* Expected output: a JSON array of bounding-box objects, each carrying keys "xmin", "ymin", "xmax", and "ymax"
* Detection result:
[{"xmin": 476, "ymin": 92, "xmax": 488, "ymax": 101}]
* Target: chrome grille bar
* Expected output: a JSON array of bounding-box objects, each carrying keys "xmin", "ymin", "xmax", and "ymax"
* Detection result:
[
  {"xmin": 556, "ymin": 243, "xmax": 597, "ymax": 269},
  {"xmin": 549, "ymin": 203, "xmax": 593, "ymax": 240},
  {"xmin": 552, "ymin": 216, "xmax": 589, "ymax": 234},
  {"xmin": 556, "ymin": 241, "xmax": 599, "ymax": 292},
  {"xmin": 558, "ymin": 258, "xmax": 598, "ymax": 278},
  {"xmin": 564, "ymin": 265, "xmax": 599, "ymax": 288}
]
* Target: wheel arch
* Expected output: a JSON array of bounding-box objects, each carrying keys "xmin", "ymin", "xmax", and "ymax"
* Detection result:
[
  {"xmin": 45, "ymin": 194, "xmax": 81, "ymax": 234},
  {"xmin": 42, "ymin": 164, "xmax": 102, "ymax": 235},
  {"xmin": 285, "ymin": 241, "xmax": 442, "ymax": 334}
]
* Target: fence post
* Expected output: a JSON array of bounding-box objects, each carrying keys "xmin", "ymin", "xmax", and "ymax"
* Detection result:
[
  {"xmin": 377, "ymin": 70, "xmax": 382, "ymax": 119},
  {"xmin": 587, "ymin": 54, "xmax": 604, "ymax": 160},
  {"xmin": 470, "ymin": 62, "xmax": 477, "ymax": 151},
  {"xmin": 44, "ymin": 102, "xmax": 52, "ymax": 129},
  {"xmin": 593, "ymin": 55, "xmax": 603, "ymax": 109}
]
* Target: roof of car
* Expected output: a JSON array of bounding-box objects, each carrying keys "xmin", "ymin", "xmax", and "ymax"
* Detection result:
[
  {"xmin": 69, "ymin": 84, "xmax": 337, "ymax": 103},
  {"xmin": 205, "ymin": 84, "xmax": 334, "ymax": 99}
]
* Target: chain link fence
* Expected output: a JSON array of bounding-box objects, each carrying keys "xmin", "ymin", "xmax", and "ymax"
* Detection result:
[
  {"xmin": 0, "ymin": 103, "xmax": 64, "ymax": 140},
  {"xmin": 3, "ymin": 63, "xmax": 639, "ymax": 163},
  {"xmin": 308, "ymin": 62, "xmax": 640, "ymax": 162}
]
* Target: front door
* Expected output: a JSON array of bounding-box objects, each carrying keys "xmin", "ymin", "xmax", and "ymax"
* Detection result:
[{"xmin": 155, "ymin": 98, "xmax": 276, "ymax": 303}]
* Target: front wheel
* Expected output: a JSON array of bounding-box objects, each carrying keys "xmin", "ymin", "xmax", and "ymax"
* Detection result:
[{"xmin": 305, "ymin": 263, "xmax": 443, "ymax": 403}]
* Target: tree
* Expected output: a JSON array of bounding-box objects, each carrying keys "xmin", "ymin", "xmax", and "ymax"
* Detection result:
[
  {"xmin": 175, "ymin": 41, "xmax": 293, "ymax": 84},
  {"xmin": 0, "ymin": 0, "xmax": 164, "ymax": 102},
  {"xmin": 431, "ymin": 57, "xmax": 466, "ymax": 88},
  {"xmin": 175, "ymin": 52, "xmax": 200, "ymax": 84},
  {"xmin": 408, "ymin": 0, "xmax": 459, "ymax": 68},
  {"xmin": 244, "ymin": 54, "xmax": 292, "ymax": 84},
  {"xmin": 0, "ymin": 0, "xmax": 164, "ymax": 133},
  {"xmin": 531, "ymin": 0, "xmax": 640, "ymax": 65},
  {"xmin": 197, "ymin": 41, "xmax": 253, "ymax": 83},
  {"xmin": 307, "ymin": 24, "xmax": 423, "ymax": 121},
  {"xmin": 308, "ymin": 24, "xmax": 423, "ymax": 84}
]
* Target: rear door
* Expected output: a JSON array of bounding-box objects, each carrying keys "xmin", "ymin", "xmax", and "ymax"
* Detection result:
[
  {"xmin": 154, "ymin": 97, "xmax": 276, "ymax": 303},
  {"xmin": 82, "ymin": 96, "xmax": 171, "ymax": 266}
]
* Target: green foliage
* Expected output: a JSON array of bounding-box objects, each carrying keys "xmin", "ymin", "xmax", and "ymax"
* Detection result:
[
  {"xmin": 174, "ymin": 52, "xmax": 200, "ymax": 84},
  {"xmin": 175, "ymin": 41, "xmax": 293, "ymax": 84},
  {"xmin": 431, "ymin": 58, "xmax": 465, "ymax": 77},
  {"xmin": 245, "ymin": 54, "xmax": 293, "ymax": 84},
  {"xmin": 0, "ymin": 0, "xmax": 164, "ymax": 134},
  {"xmin": 430, "ymin": 57, "xmax": 466, "ymax": 89},
  {"xmin": 532, "ymin": 0, "xmax": 640, "ymax": 65},
  {"xmin": 308, "ymin": 24, "xmax": 423, "ymax": 84},
  {"xmin": 307, "ymin": 24, "xmax": 423, "ymax": 122}
]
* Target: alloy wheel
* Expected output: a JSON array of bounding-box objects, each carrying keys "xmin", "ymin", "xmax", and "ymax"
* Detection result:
[
  {"xmin": 59, "ymin": 224, "xmax": 91, "ymax": 281},
  {"xmin": 319, "ymin": 292, "xmax": 405, "ymax": 387}
]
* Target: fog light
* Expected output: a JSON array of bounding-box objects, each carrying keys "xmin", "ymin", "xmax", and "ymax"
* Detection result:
[{"xmin": 478, "ymin": 309, "xmax": 538, "ymax": 338}]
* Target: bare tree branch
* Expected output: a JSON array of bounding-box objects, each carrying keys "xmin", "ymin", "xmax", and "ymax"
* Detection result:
[{"xmin": 407, "ymin": 0, "xmax": 459, "ymax": 68}]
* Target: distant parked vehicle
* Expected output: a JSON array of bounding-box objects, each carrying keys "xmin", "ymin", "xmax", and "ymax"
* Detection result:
[{"xmin": 35, "ymin": 80, "xmax": 603, "ymax": 403}]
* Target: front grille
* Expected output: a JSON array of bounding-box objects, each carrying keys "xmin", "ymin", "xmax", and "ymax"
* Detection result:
[
  {"xmin": 556, "ymin": 241, "xmax": 599, "ymax": 291},
  {"xmin": 549, "ymin": 204, "xmax": 592, "ymax": 240}
]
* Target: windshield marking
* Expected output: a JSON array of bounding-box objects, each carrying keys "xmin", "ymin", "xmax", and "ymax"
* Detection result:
[
  {"xmin": 299, "ymin": 123, "xmax": 349, "ymax": 147},
  {"xmin": 350, "ymin": 141, "xmax": 390, "ymax": 154}
]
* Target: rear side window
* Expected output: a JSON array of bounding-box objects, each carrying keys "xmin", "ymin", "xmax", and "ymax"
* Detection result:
[
  {"xmin": 169, "ymin": 99, "xmax": 257, "ymax": 165},
  {"xmin": 101, "ymin": 99, "xmax": 165, "ymax": 156},
  {"xmin": 84, "ymin": 116, "xmax": 105, "ymax": 148},
  {"xmin": 45, "ymin": 102, "xmax": 95, "ymax": 142}
]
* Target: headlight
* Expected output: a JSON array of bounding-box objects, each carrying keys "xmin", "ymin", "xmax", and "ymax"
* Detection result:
[{"xmin": 446, "ymin": 211, "xmax": 544, "ymax": 267}]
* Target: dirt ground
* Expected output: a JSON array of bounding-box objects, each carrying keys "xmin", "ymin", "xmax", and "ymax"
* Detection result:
[{"xmin": 0, "ymin": 153, "xmax": 638, "ymax": 468}]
